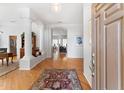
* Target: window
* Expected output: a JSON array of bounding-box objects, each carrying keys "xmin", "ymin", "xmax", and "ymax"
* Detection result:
[
  {"xmin": 63, "ymin": 39, "xmax": 67, "ymax": 47},
  {"xmin": 52, "ymin": 39, "xmax": 58, "ymax": 46}
]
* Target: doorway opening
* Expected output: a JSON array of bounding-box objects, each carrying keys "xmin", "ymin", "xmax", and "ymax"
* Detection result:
[
  {"xmin": 9, "ymin": 35, "xmax": 17, "ymax": 62},
  {"xmin": 52, "ymin": 27, "xmax": 67, "ymax": 60}
]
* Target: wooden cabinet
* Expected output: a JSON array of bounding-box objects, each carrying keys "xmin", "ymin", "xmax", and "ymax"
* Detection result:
[
  {"xmin": 20, "ymin": 32, "xmax": 40, "ymax": 58},
  {"xmin": 20, "ymin": 48, "xmax": 24, "ymax": 58},
  {"xmin": 32, "ymin": 35, "xmax": 36, "ymax": 48},
  {"xmin": 9, "ymin": 36, "xmax": 17, "ymax": 56}
]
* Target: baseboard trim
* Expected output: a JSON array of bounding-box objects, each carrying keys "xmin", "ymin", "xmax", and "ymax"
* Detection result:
[
  {"xmin": 67, "ymin": 57, "xmax": 83, "ymax": 60},
  {"xmin": 83, "ymin": 73, "xmax": 92, "ymax": 89},
  {"xmin": 19, "ymin": 68, "xmax": 31, "ymax": 70},
  {"xmin": 30, "ymin": 56, "xmax": 47, "ymax": 70}
]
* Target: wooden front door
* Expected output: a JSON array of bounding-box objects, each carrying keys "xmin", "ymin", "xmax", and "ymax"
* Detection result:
[{"xmin": 92, "ymin": 4, "xmax": 124, "ymax": 89}]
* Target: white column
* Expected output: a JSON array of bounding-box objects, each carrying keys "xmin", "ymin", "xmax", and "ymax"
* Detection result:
[
  {"xmin": 24, "ymin": 21, "xmax": 32, "ymax": 58},
  {"xmin": 39, "ymin": 25, "xmax": 43, "ymax": 52},
  {"xmin": 19, "ymin": 18, "xmax": 33, "ymax": 70},
  {"xmin": 17, "ymin": 34, "xmax": 21, "ymax": 61}
]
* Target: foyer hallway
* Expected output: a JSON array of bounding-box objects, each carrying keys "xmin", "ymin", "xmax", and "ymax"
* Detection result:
[{"xmin": 0, "ymin": 54, "xmax": 91, "ymax": 90}]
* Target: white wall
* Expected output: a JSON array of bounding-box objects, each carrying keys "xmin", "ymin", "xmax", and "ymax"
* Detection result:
[
  {"xmin": 31, "ymin": 22, "xmax": 44, "ymax": 51},
  {"xmin": 0, "ymin": 7, "xmax": 47, "ymax": 70},
  {"xmin": 20, "ymin": 9, "xmax": 47, "ymax": 70},
  {"xmin": 67, "ymin": 24, "xmax": 83, "ymax": 58},
  {"xmin": 83, "ymin": 3, "xmax": 92, "ymax": 86},
  {"xmin": 53, "ymin": 35, "xmax": 67, "ymax": 39},
  {"xmin": 49, "ymin": 24, "xmax": 83, "ymax": 58},
  {"xmin": 31, "ymin": 10, "xmax": 45, "ymax": 52},
  {"xmin": 0, "ymin": 7, "xmax": 30, "ymax": 60},
  {"xmin": 0, "ymin": 6, "xmax": 84, "ymax": 70},
  {"xmin": 43, "ymin": 25, "xmax": 52, "ymax": 58},
  {"xmin": 30, "ymin": 10, "xmax": 52, "ymax": 59}
]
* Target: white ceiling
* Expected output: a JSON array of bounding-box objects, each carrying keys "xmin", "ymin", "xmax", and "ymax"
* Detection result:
[{"xmin": 0, "ymin": 3, "xmax": 83, "ymax": 25}]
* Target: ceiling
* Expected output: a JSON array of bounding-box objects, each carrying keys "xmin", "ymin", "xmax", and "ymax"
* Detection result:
[{"xmin": 0, "ymin": 3, "xmax": 83, "ymax": 25}]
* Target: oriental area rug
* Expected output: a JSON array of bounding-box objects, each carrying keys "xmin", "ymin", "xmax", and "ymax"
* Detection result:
[{"xmin": 32, "ymin": 69, "xmax": 82, "ymax": 90}]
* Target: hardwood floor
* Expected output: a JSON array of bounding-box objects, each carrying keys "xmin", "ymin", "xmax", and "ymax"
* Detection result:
[{"xmin": 0, "ymin": 54, "xmax": 91, "ymax": 90}]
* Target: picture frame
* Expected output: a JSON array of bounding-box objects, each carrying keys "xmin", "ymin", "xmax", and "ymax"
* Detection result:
[{"xmin": 75, "ymin": 36, "xmax": 83, "ymax": 46}]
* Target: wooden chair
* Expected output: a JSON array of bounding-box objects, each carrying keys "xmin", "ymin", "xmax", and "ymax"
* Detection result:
[
  {"xmin": 0, "ymin": 48, "xmax": 14, "ymax": 66},
  {"xmin": 0, "ymin": 53, "xmax": 9, "ymax": 66}
]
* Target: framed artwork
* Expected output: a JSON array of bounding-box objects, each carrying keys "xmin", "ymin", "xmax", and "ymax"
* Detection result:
[{"xmin": 75, "ymin": 36, "xmax": 83, "ymax": 46}]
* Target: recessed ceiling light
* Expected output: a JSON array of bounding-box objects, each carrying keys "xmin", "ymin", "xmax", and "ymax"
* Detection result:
[{"xmin": 51, "ymin": 3, "xmax": 61, "ymax": 12}]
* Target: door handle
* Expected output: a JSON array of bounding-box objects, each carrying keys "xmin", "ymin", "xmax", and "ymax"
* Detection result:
[
  {"xmin": 89, "ymin": 65, "xmax": 95, "ymax": 77},
  {"xmin": 89, "ymin": 65, "xmax": 93, "ymax": 72},
  {"xmin": 89, "ymin": 65, "xmax": 95, "ymax": 73},
  {"xmin": 92, "ymin": 72, "xmax": 95, "ymax": 77},
  {"xmin": 91, "ymin": 53, "xmax": 95, "ymax": 65},
  {"xmin": 89, "ymin": 53, "xmax": 95, "ymax": 77},
  {"xmin": 91, "ymin": 60, "xmax": 95, "ymax": 66}
]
